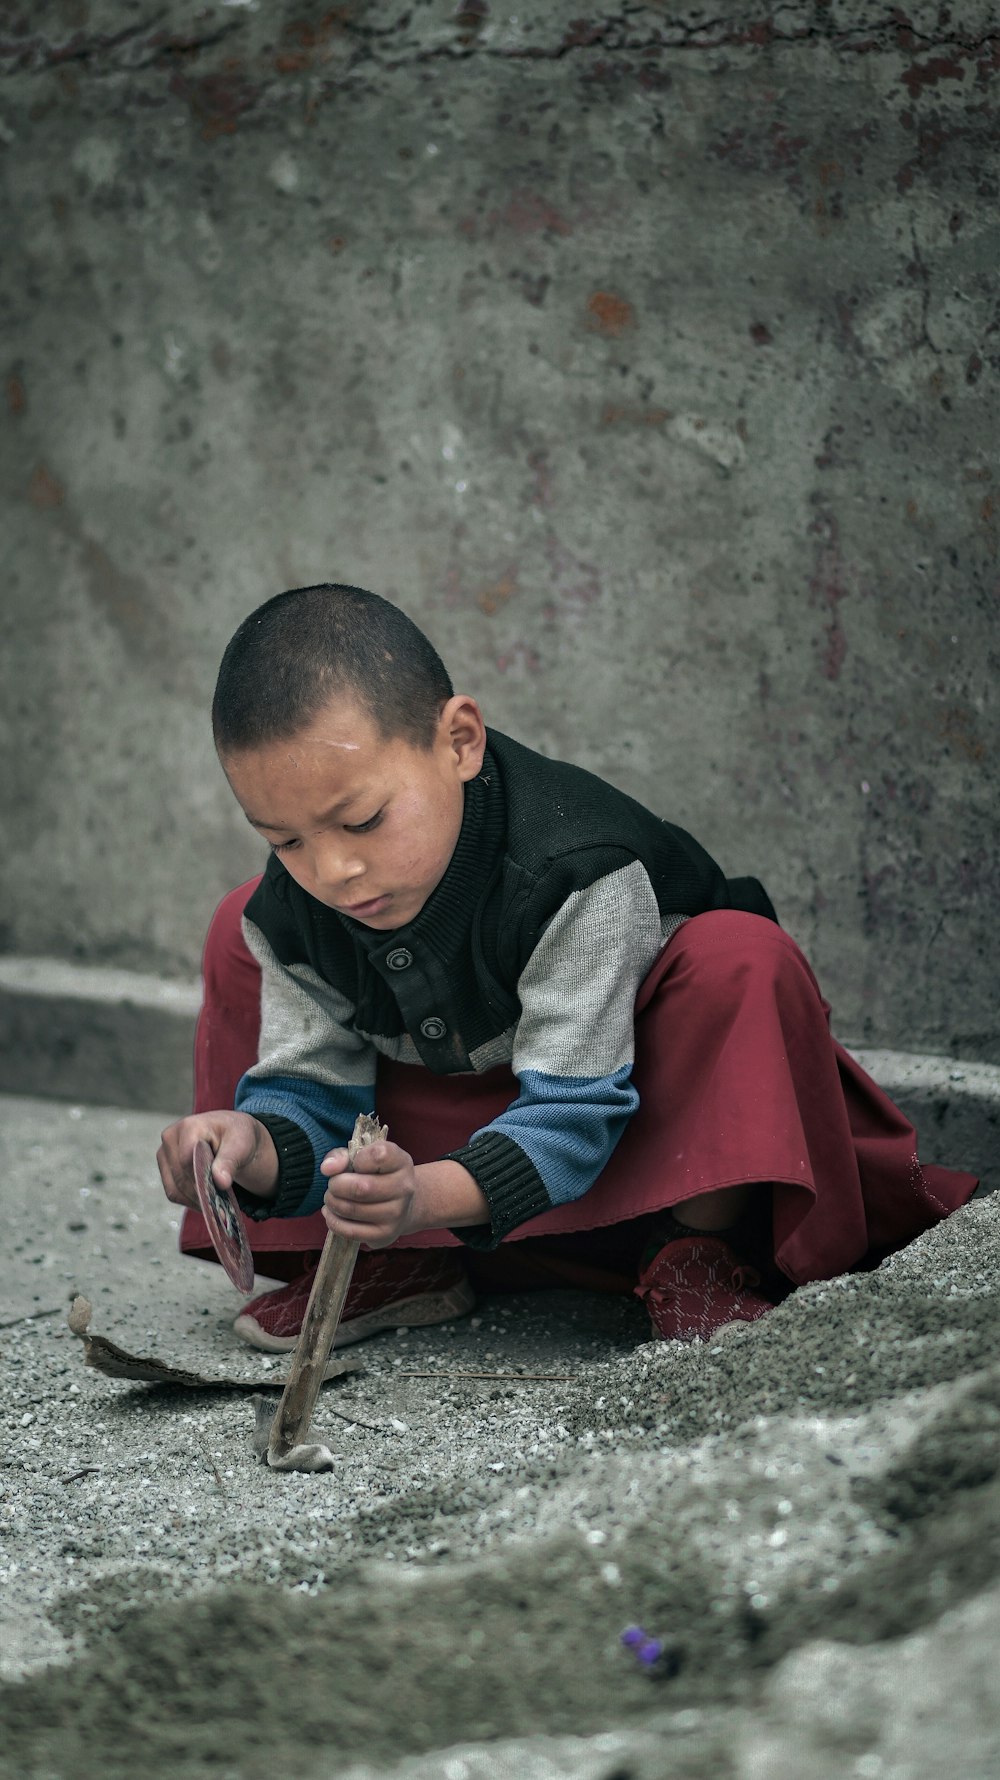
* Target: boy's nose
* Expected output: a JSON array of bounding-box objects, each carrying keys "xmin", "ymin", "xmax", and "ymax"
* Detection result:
[{"xmin": 312, "ymin": 837, "xmax": 364, "ymax": 891}]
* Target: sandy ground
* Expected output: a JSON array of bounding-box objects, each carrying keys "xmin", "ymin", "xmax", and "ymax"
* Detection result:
[{"xmin": 1, "ymin": 1092, "xmax": 999, "ymax": 1779}]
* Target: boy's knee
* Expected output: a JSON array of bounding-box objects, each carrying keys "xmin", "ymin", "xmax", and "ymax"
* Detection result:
[{"xmin": 671, "ymin": 910, "xmax": 810, "ymax": 992}]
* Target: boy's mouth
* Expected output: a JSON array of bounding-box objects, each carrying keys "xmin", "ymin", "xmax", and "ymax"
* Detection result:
[{"xmin": 340, "ymin": 893, "xmax": 391, "ymax": 920}]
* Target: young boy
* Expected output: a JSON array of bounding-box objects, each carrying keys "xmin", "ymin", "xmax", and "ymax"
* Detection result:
[{"xmin": 158, "ymin": 584, "xmax": 977, "ymax": 1347}]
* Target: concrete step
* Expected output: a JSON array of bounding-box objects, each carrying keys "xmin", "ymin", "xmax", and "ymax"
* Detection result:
[
  {"xmin": 0, "ymin": 956, "xmax": 996, "ymax": 1190},
  {"xmin": 0, "ymin": 956, "xmax": 200, "ymax": 1116}
]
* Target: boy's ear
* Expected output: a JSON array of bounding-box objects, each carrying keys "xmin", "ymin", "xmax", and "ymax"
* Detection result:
[{"xmin": 440, "ymin": 695, "xmax": 487, "ymax": 780}]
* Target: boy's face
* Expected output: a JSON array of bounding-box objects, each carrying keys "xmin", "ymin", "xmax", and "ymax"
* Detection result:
[{"xmin": 222, "ymin": 693, "xmax": 486, "ymax": 930}]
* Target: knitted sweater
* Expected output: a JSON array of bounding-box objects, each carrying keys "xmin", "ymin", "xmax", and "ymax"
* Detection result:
[{"xmin": 233, "ymin": 729, "xmax": 775, "ymax": 1248}]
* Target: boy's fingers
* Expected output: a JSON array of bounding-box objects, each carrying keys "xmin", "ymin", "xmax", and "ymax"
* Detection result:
[
  {"xmin": 157, "ymin": 1145, "xmax": 197, "ymax": 1209},
  {"xmin": 323, "ymin": 1184, "xmax": 407, "ymax": 1225},
  {"xmin": 209, "ymin": 1138, "xmax": 244, "ymax": 1191},
  {"xmin": 157, "ymin": 1116, "xmax": 239, "ymax": 1203},
  {"xmin": 321, "ymin": 1204, "xmax": 393, "ymax": 1246},
  {"xmin": 322, "ymin": 1204, "xmax": 374, "ymax": 1234},
  {"xmin": 326, "ymin": 1170, "xmax": 404, "ymax": 1207}
]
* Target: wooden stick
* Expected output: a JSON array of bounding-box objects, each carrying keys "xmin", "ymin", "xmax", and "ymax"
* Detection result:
[{"xmin": 266, "ymin": 1113, "xmax": 385, "ymax": 1465}]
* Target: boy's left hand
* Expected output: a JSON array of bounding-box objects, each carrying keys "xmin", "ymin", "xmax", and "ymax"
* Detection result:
[{"xmin": 320, "ymin": 1140, "xmax": 419, "ymax": 1247}]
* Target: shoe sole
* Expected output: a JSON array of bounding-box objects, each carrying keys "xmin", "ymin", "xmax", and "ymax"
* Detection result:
[{"xmin": 233, "ymin": 1276, "xmax": 476, "ymax": 1353}]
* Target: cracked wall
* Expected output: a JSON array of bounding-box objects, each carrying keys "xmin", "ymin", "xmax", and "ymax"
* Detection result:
[{"xmin": 2, "ymin": 0, "xmax": 998, "ymax": 1062}]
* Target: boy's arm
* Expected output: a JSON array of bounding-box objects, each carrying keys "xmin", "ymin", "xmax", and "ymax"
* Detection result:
[
  {"xmin": 443, "ymin": 860, "xmax": 686, "ymax": 1248},
  {"xmin": 412, "ymin": 1159, "xmax": 491, "ymax": 1227}
]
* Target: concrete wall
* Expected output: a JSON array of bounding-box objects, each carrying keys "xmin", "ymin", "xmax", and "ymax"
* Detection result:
[{"xmin": 3, "ymin": 1, "xmax": 997, "ymax": 1060}]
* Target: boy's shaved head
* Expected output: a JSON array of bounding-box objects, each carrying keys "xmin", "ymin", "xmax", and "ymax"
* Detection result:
[{"xmin": 212, "ymin": 584, "xmax": 454, "ymax": 756}]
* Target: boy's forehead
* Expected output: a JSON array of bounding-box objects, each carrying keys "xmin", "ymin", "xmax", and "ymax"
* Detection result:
[{"xmin": 223, "ymin": 706, "xmax": 430, "ymax": 824}]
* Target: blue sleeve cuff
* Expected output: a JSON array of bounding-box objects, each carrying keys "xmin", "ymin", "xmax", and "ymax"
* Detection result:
[
  {"xmin": 446, "ymin": 1066, "xmax": 639, "ymax": 1246},
  {"xmin": 474, "ymin": 1066, "xmax": 638, "ymax": 1206}
]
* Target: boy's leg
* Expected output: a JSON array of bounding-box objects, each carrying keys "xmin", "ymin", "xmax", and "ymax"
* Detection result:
[
  {"xmin": 492, "ymin": 909, "xmax": 975, "ymax": 1338},
  {"xmin": 617, "ymin": 910, "xmax": 978, "ymax": 1338}
]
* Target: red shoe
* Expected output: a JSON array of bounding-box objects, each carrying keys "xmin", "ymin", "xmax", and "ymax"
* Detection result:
[
  {"xmin": 233, "ymin": 1247, "xmax": 475, "ymax": 1352},
  {"xmin": 635, "ymin": 1234, "xmax": 776, "ymax": 1342}
]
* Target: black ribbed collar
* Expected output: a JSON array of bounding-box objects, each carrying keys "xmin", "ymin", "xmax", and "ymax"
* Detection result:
[{"xmin": 337, "ymin": 737, "xmax": 507, "ymax": 963}]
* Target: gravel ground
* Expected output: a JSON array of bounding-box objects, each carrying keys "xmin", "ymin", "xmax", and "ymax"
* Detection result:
[{"xmin": 1, "ymin": 1093, "xmax": 999, "ymax": 1779}]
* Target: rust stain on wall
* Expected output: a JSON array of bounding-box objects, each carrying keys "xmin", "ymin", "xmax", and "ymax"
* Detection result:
[
  {"xmin": 495, "ymin": 641, "xmax": 541, "ymax": 675},
  {"xmin": 455, "ymin": 0, "xmax": 490, "ymax": 42},
  {"xmin": 710, "ymin": 120, "xmax": 810, "ymax": 188},
  {"xmin": 476, "ymin": 572, "xmax": 518, "ymax": 617},
  {"xmin": 901, "ymin": 55, "xmax": 967, "ymax": 98},
  {"xmin": 78, "ymin": 535, "xmax": 149, "ymax": 636},
  {"xmin": 929, "ymin": 706, "xmax": 987, "ymax": 764},
  {"xmin": 28, "ymin": 463, "xmax": 65, "ymax": 508},
  {"xmin": 169, "ymin": 63, "xmax": 260, "ymax": 140},
  {"xmin": 274, "ymin": 8, "xmax": 351, "ymax": 73},
  {"xmin": 585, "ymin": 291, "xmax": 634, "ymax": 337},
  {"xmin": 543, "ymin": 537, "xmax": 602, "ymax": 617},
  {"xmin": 487, "ymin": 191, "xmax": 573, "ymax": 238},
  {"xmin": 599, "ymin": 402, "xmax": 671, "ymax": 425},
  {"xmin": 893, "ymin": 102, "xmax": 994, "ymax": 194}
]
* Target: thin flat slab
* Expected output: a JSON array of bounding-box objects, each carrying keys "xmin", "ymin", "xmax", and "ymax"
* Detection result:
[
  {"xmin": 192, "ymin": 1137, "xmax": 256, "ymax": 1293},
  {"xmin": 67, "ymin": 1295, "xmax": 361, "ymax": 1391}
]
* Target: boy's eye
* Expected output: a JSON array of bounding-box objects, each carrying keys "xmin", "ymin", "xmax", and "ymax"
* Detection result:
[
  {"xmin": 344, "ymin": 809, "xmax": 384, "ymax": 835},
  {"xmin": 270, "ymin": 839, "xmax": 299, "ymax": 854}
]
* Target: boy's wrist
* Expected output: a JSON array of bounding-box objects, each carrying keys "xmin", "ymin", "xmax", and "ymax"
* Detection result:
[{"xmin": 407, "ymin": 1159, "xmax": 490, "ymax": 1233}]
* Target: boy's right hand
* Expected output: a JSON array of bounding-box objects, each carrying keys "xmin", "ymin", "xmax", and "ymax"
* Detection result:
[{"xmin": 157, "ymin": 1112, "xmax": 279, "ymax": 1211}]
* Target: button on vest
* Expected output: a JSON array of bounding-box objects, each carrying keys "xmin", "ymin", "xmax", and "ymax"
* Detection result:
[
  {"xmin": 386, "ymin": 947, "xmax": 413, "ymax": 971},
  {"xmin": 420, "ymin": 1016, "xmax": 447, "ymax": 1041}
]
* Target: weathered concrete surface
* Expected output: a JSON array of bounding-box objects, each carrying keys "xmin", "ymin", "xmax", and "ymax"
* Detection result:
[{"xmin": 2, "ymin": 2, "xmax": 998, "ymax": 1057}]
